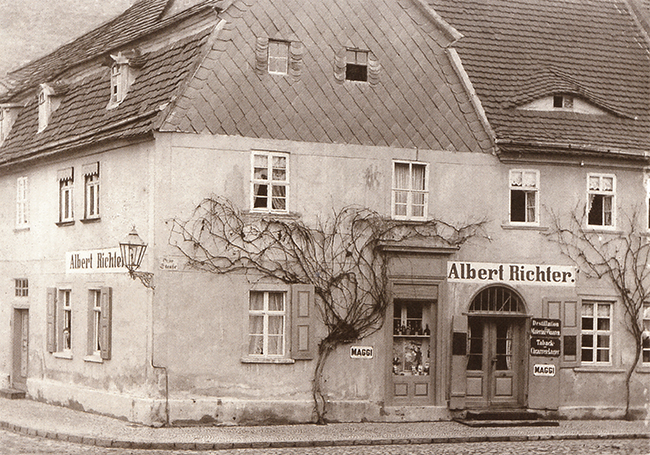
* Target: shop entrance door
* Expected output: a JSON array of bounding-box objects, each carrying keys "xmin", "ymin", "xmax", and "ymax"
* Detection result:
[
  {"xmin": 466, "ymin": 316, "xmax": 525, "ymax": 408},
  {"xmin": 12, "ymin": 309, "xmax": 29, "ymax": 391}
]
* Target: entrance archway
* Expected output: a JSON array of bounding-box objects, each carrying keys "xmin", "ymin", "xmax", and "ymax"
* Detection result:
[{"xmin": 465, "ymin": 286, "xmax": 528, "ymax": 408}]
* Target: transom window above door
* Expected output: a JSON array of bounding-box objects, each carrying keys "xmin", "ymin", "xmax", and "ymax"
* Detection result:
[{"xmin": 469, "ymin": 286, "xmax": 526, "ymax": 314}]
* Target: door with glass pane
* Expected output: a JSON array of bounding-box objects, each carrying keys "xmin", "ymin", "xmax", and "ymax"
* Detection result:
[
  {"xmin": 466, "ymin": 317, "xmax": 524, "ymax": 407},
  {"xmin": 389, "ymin": 300, "xmax": 435, "ymax": 404}
]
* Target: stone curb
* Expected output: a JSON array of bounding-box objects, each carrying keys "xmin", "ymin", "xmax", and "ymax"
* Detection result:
[{"xmin": 0, "ymin": 420, "xmax": 648, "ymax": 451}]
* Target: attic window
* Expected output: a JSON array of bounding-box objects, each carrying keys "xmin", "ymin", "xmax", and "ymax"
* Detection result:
[
  {"xmin": 346, "ymin": 49, "xmax": 368, "ymax": 82},
  {"xmin": 268, "ymin": 40, "xmax": 289, "ymax": 75},
  {"xmin": 38, "ymin": 83, "xmax": 66, "ymax": 133},
  {"xmin": 107, "ymin": 51, "xmax": 141, "ymax": 108},
  {"xmin": 553, "ymin": 95, "xmax": 573, "ymax": 109}
]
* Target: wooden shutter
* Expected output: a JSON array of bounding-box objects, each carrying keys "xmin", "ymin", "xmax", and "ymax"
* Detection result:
[
  {"xmin": 544, "ymin": 299, "xmax": 579, "ymax": 367},
  {"xmin": 291, "ymin": 284, "xmax": 315, "ymax": 360},
  {"xmin": 46, "ymin": 288, "xmax": 56, "ymax": 353},
  {"xmin": 449, "ymin": 315, "xmax": 467, "ymax": 409},
  {"xmin": 99, "ymin": 287, "xmax": 112, "ymax": 360}
]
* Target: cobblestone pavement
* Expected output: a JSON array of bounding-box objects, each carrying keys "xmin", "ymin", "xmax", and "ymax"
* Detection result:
[{"xmin": 2, "ymin": 429, "xmax": 649, "ymax": 455}]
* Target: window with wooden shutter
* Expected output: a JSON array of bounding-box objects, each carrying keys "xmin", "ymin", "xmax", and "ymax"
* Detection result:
[
  {"xmin": 543, "ymin": 299, "xmax": 579, "ymax": 367},
  {"xmin": 46, "ymin": 288, "xmax": 56, "ymax": 353},
  {"xmin": 291, "ymin": 284, "xmax": 316, "ymax": 360},
  {"xmin": 99, "ymin": 287, "xmax": 112, "ymax": 360}
]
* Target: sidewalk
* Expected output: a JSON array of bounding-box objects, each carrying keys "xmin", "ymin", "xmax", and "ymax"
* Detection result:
[{"xmin": 0, "ymin": 397, "xmax": 649, "ymax": 450}]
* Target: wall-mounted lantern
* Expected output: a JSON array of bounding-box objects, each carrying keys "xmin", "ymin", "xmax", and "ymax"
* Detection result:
[{"xmin": 119, "ymin": 226, "xmax": 154, "ymax": 289}]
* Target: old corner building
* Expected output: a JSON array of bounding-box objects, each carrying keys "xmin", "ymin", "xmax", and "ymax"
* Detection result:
[{"xmin": 0, "ymin": 0, "xmax": 649, "ymax": 426}]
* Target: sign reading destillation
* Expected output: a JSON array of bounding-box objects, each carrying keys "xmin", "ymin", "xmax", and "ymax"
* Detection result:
[
  {"xmin": 66, "ymin": 248, "xmax": 124, "ymax": 274},
  {"xmin": 530, "ymin": 318, "xmax": 561, "ymax": 357},
  {"xmin": 447, "ymin": 262, "xmax": 576, "ymax": 287}
]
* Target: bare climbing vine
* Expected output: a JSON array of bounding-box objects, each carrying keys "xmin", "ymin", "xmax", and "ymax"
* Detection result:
[{"xmin": 170, "ymin": 196, "xmax": 487, "ymax": 423}]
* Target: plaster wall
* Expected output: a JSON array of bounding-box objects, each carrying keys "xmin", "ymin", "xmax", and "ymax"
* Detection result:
[
  {"xmin": 147, "ymin": 132, "xmax": 650, "ymax": 422},
  {"xmin": 0, "ymin": 139, "xmax": 160, "ymax": 423}
]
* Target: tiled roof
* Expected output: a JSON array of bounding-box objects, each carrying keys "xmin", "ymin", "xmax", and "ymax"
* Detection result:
[
  {"xmin": 1, "ymin": 0, "xmax": 219, "ymax": 100},
  {"xmin": 431, "ymin": 0, "xmax": 650, "ymax": 157},
  {"xmin": 161, "ymin": 0, "xmax": 493, "ymax": 153},
  {"xmin": 0, "ymin": 28, "xmax": 213, "ymax": 165}
]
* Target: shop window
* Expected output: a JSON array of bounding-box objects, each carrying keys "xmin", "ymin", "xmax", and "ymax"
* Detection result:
[
  {"xmin": 392, "ymin": 300, "xmax": 432, "ymax": 376},
  {"xmin": 83, "ymin": 162, "xmax": 100, "ymax": 220},
  {"xmin": 14, "ymin": 278, "xmax": 28, "ymax": 297},
  {"xmin": 86, "ymin": 288, "xmax": 112, "ymax": 361},
  {"xmin": 251, "ymin": 151, "xmax": 289, "ymax": 212},
  {"xmin": 57, "ymin": 167, "xmax": 74, "ymax": 224},
  {"xmin": 249, "ymin": 291, "xmax": 286, "ymax": 357},
  {"xmin": 581, "ymin": 301, "xmax": 612, "ymax": 364},
  {"xmin": 642, "ymin": 303, "xmax": 650, "ymax": 365},
  {"xmin": 587, "ymin": 174, "xmax": 615, "ymax": 228},
  {"xmin": 509, "ymin": 169, "xmax": 538, "ymax": 224},
  {"xmin": 392, "ymin": 161, "xmax": 428, "ymax": 220},
  {"xmin": 16, "ymin": 176, "xmax": 29, "ymax": 228}
]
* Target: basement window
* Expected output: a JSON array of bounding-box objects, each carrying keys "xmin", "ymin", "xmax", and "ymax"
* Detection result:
[{"xmin": 346, "ymin": 49, "xmax": 368, "ymax": 82}]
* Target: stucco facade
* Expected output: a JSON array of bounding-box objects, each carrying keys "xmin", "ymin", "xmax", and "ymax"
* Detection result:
[{"xmin": 0, "ymin": 0, "xmax": 649, "ymax": 426}]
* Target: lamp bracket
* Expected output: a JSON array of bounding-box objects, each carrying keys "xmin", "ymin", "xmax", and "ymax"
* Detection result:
[{"xmin": 129, "ymin": 270, "xmax": 155, "ymax": 290}]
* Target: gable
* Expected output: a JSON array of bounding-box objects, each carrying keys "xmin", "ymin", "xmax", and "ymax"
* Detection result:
[{"xmin": 161, "ymin": 0, "xmax": 493, "ymax": 153}]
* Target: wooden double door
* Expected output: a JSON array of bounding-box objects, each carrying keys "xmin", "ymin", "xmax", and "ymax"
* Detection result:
[{"xmin": 465, "ymin": 316, "xmax": 526, "ymax": 408}]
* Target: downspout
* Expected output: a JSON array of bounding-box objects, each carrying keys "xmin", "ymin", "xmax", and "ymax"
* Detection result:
[{"xmin": 148, "ymin": 127, "xmax": 169, "ymax": 426}]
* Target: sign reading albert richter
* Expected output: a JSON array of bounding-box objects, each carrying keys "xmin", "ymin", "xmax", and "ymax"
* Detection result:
[
  {"xmin": 447, "ymin": 261, "xmax": 576, "ymax": 286},
  {"xmin": 66, "ymin": 248, "xmax": 124, "ymax": 273}
]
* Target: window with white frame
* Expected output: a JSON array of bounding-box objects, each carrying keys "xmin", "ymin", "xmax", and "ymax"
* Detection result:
[
  {"xmin": 346, "ymin": 48, "xmax": 368, "ymax": 82},
  {"xmin": 268, "ymin": 40, "xmax": 289, "ymax": 75},
  {"xmin": 89, "ymin": 290, "xmax": 102, "ymax": 356},
  {"xmin": 248, "ymin": 291, "xmax": 286, "ymax": 357},
  {"xmin": 587, "ymin": 174, "xmax": 615, "ymax": 227},
  {"xmin": 581, "ymin": 301, "xmax": 612, "ymax": 364},
  {"xmin": 251, "ymin": 152, "xmax": 288, "ymax": 212},
  {"xmin": 392, "ymin": 161, "xmax": 428, "ymax": 220},
  {"xmin": 646, "ymin": 174, "xmax": 650, "ymax": 230},
  {"xmin": 642, "ymin": 303, "xmax": 650, "ymax": 364},
  {"xmin": 14, "ymin": 278, "xmax": 28, "ymax": 297},
  {"xmin": 509, "ymin": 169, "xmax": 539, "ymax": 224},
  {"xmin": 58, "ymin": 168, "xmax": 74, "ymax": 223},
  {"xmin": 83, "ymin": 163, "xmax": 99, "ymax": 219},
  {"xmin": 16, "ymin": 176, "xmax": 28, "ymax": 228},
  {"xmin": 60, "ymin": 289, "xmax": 72, "ymax": 352}
]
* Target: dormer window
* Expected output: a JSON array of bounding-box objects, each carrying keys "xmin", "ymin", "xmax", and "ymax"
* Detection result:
[
  {"xmin": 38, "ymin": 83, "xmax": 66, "ymax": 133},
  {"xmin": 107, "ymin": 51, "xmax": 141, "ymax": 108},
  {"xmin": 268, "ymin": 40, "xmax": 290, "ymax": 75},
  {"xmin": 345, "ymin": 49, "xmax": 368, "ymax": 82},
  {"xmin": 0, "ymin": 104, "xmax": 20, "ymax": 144},
  {"xmin": 553, "ymin": 95, "xmax": 573, "ymax": 109}
]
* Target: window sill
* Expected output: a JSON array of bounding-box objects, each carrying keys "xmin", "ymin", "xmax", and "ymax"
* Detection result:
[
  {"xmin": 56, "ymin": 220, "xmax": 75, "ymax": 227},
  {"xmin": 14, "ymin": 226, "xmax": 30, "ymax": 232},
  {"xmin": 80, "ymin": 217, "xmax": 101, "ymax": 224},
  {"xmin": 240, "ymin": 357, "xmax": 295, "ymax": 364},
  {"xmin": 53, "ymin": 351, "xmax": 73, "ymax": 360},
  {"xmin": 574, "ymin": 366, "xmax": 625, "ymax": 373},
  {"xmin": 83, "ymin": 355, "xmax": 104, "ymax": 364},
  {"xmin": 501, "ymin": 223, "xmax": 548, "ymax": 231},
  {"xmin": 243, "ymin": 210, "xmax": 300, "ymax": 220},
  {"xmin": 584, "ymin": 227, "xmax": 622, "ymax": 235},
  {"xmin": 635, "ymin": 365, "xmax": 650, "ymax": 373}
]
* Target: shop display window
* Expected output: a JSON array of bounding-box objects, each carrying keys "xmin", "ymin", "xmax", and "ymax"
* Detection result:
[{"xmin": 392, "ymin": 300, "xmax": 431, "ymax": 376}]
